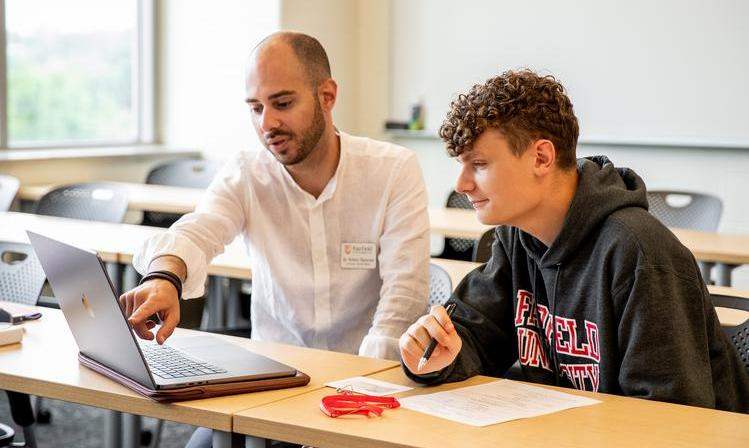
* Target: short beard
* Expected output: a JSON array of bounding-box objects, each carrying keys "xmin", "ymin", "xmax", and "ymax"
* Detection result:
[{"xmin": 281, "ymin": 96, "xmax": 326, "ymax": 166}]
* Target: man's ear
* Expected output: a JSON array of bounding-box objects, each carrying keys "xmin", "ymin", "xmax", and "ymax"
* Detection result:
[
  {"xmin": 533, "ymin": 139, "xmax": 556, "ymax": 175},
  {"xmin": 318, "ymin": 78, "xmax": 338, "ymax": 112}
]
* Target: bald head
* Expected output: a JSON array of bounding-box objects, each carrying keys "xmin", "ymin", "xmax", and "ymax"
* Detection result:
[{"xmin": 252, "ymin": 32, "xmax": 331, "ymax": 87}]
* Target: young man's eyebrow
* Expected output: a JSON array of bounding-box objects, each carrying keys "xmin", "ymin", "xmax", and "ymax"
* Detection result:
[
  {"xmin": 245, "ymin": 90, "xmax": 297, "ymax": 104},
  {"xmin": 458, "ymin": 150, "xmax": 476, "ymax": 162}
]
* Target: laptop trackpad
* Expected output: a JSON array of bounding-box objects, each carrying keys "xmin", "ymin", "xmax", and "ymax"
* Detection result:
[{"xmin": 168, "ymin": 335, "xmax": 297, "ymax": 377}]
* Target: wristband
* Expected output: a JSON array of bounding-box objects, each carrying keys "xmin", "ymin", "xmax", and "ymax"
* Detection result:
[{"xmin": 139, "ymin": 270, "xmax": 183, "ymax": 300}]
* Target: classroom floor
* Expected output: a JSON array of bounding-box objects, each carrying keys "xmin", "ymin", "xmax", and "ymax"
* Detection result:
[{"xmin": 0, "ymin": 394, "xmax": 195, "ymax": 447}]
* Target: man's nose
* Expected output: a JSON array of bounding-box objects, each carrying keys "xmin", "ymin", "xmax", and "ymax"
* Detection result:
[
  {"xmin": 260, "ymin": 109, "xmax": 281, "ymax": 133},
  {"xmin": 455, "ymin": 165, "xmax": 475, "ymax": 194}
]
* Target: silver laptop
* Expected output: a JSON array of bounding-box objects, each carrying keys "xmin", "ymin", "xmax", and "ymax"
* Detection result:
[{"xmin": 27, "ymin": 231, "xmax": 297, "ymax": 390}]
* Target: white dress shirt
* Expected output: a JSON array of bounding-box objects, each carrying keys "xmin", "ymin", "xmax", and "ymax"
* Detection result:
[{"xmin": 133, "ymin": 132, "xmax": 430, "ymax": 360}]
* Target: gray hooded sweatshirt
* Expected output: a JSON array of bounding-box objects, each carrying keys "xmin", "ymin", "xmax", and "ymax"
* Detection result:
[{"xmin": 408, "ymin": 156, "xmax": 749, "ymax": 413}]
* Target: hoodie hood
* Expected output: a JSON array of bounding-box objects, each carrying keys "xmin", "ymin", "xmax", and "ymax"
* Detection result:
[{"xmin": 520, "ymin": 155, "xmax": 648, "ymax": 267}]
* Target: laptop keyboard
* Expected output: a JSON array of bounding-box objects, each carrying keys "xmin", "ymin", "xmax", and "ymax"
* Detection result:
[{"xmin": 141, "ymin": 344, "xmax": 228, "ymax": 379}]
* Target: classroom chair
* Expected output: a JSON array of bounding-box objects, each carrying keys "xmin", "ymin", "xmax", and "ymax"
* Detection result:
[
  {"xmin": 0, "ymin": 175, "xmax": 20, "ymax": 212},
  {"xmin": 647, "ymin": 190, "xmax": 723, "ymax": 232},
  {"xmin": 435, "ymin": 191, "xmax": 475, "ymax": 261},
  {"xmin": 472, "ymin": 228, "xmax": 496, "ymax": 263},
  {"xmin": 1, "ymin": 241, "xmax": 47, "ymax": 448},
  {"xmin": 141, "ymin": 158, "xmax": 221, "ymax": 228},
  {"xmin": 710, "ymin": 292, "xmax": 749, "ymax": 375},
  {"xmin": 428, "ymin": 262, "xmax": 453, "ymax": 309},
  {"xmin": 647, "ymin": 190, "xmax": 724, "ymax": 284},
  {"xmin": 34, "ymin": 183, "xmax": 128, "ymax": 224}
]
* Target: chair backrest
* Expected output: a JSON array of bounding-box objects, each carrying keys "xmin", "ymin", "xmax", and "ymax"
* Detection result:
[
  {"xmin": 472, "ymin": 228, "xmax": 496, "ymax": 263},
  {"xmin": 146, "ymin": 159, "xmax": 221, "ymax": 188},
  {"xmin": 710, "ymin": 293, "xmax": 749, "ymax": 376},
  {"xmin": 438, "ymin": 191, "xmax": 475, "ymax": 261},
  {"xmin": 35, "ymin": 183, "xmax": 128, "ymax": 223},
  {"xmin": 647, "ymin": 190, "xmax": 723, "ymax": 232},
  {"xmin": 0, "ymin": 175, "xmax": 20, "ymax": 212},
  {"xmin": 0, "ymin": 242, "xmax": 47, "ymax": 306},
  {"xmin": 428, "ymin": 263, "xmax": 453, "ymax": 309},
  {"xmin": 142, "ymin": 159, "xmax": 222, "ymax": 228}
]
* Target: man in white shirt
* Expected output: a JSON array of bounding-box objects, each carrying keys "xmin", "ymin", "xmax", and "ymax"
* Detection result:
[{"xmin": 119, "ymin": 32, "xmax": 430, "ymax": 364}]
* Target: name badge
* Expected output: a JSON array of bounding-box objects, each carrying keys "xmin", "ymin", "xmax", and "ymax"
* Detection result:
[{"xmin": 341, "ymin": 242, "xmax": 377, "ymax": 269}]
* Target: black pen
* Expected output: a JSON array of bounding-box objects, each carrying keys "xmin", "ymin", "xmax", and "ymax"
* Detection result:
[{"xmin": 417, "ymin": 302, "xmax": 457, "ymax": 372}]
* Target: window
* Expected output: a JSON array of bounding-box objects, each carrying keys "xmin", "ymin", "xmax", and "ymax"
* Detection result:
[{"xmin": 0, "ymin": 0, "xmax": 154, "ymax": 148}]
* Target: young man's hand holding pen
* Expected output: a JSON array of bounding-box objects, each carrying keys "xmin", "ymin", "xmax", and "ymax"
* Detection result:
[{"xmin": 399, "ymin": 303, "xmax": 462, "ymax": 375}]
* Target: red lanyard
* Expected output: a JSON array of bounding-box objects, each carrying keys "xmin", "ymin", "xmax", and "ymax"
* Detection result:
[{"xmin": 320, "ymin": 391, "xmax": 400, "ymax": 418}]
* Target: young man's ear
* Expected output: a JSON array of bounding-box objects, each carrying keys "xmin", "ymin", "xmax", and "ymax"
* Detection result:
[
  {"xmin": 317, "ymin": 78, "xmax": 338, "ymax": 112},
  {"xmin": 532, "ymin": 139, "xmax": 556, "ymax": 174}
]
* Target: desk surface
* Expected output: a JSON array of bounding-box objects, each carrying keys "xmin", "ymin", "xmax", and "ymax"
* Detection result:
[
  {"xmin": 17, "ymin": 183, "xmax": 749, "ymax": 264},
  {"xmin": 0, "ymin": 211, "xmax": 132, "ymax": 263},
  {"xmin": 0, "ymin": 303, "xmax": 397, "ymax": 431},
  {"xmin": 0, "ymin": 211, "xmax": 479, "ymax": 282},
  {"xmin": 18, "ymin": 182, "xmax": 491, "ymax": 239},
  {"xmin": 18, "ymin": 182, "xmax": 204, "ymax": 215},
  {"xmin": 234, "ymin": 366, "xmax": 749, "ymax": 448}
]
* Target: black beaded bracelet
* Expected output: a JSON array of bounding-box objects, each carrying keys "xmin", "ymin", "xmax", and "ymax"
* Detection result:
[{"xmin": 139, "ymin": 270, "xmax": 183, "ymax": 300}]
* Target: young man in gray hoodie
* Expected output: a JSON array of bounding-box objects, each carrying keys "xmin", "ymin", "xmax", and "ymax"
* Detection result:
[{"xmin": 400, "ymin": 69, "xmax": 749, "ymax": 412}]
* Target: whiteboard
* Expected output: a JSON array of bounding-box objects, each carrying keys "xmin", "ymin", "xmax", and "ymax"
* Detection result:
[{"xmin": 390, "ymin": 0, "xmax": 749, "ymax": 148}]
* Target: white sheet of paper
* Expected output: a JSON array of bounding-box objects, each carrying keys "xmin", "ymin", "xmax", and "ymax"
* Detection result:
[
  {"xmin": 400, "ymin": 380, "xmax": 600, "ymax": 427},
  {"xmin": 325, "ymin": 376, "xmax": 413, "ymax": 396}
]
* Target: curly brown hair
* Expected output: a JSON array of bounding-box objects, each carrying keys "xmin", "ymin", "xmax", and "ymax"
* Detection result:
[{"xmin": 439, "ymin": 69, "xmax": 579, "ymax": 169}]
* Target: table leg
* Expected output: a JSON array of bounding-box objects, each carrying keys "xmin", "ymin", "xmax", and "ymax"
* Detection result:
[
  {"xmin": 212, "ymin": 430, "xmax": 247, "ymax": 448},
  {"xmin": 715, "ymin": 263, "xmax": 737, "ymax": 287},
  {"xmin": 209, "ymin": 277, "xmax": 226, "ymax": 330},
  {"xmin": 227, "ymin": 279, "xmax": 241, "ymax": 328},
  {"xmin": 122, "ymin": 413, "xmax": 141, "ymax": 448},
  {"xmin": 698, "ymin": 261, "xmax": 714, "ymax": 285},
  {"xmin": 104, "ymin": 410, "xmax": 122, "ymax": 448}
]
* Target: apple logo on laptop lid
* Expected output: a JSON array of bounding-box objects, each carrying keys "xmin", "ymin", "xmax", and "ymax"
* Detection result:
[{"xmin": 81, "ymin": 293, "xmax": 95, "ymax": 319}]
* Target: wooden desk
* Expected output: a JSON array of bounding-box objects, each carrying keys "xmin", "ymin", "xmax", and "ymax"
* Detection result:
[
  {"xmin": 428, "ymin": 208, "xmax": 492, "ymax": 239},
  {"xmin": 19, "ymin": 184, "xmax": 488, "ymax": 238},
  {"xmin": 18, "ymin": 182, "xmax": 749, "ymax": 281},
  {"xmin": 18, "ymin": 182, "xmax": 204, "ymax": 215},
  {"xmin": 430, "ymin": 209, "xmax": 749, "ymax": 286},
  {"xmin": 0, "ymin": 211, "xmax": 124, "ymax": 263},
  {"xmin": 430, "ymin": 258, "xmax": 480, "ymax": 287},
  {"xmin": 0, "ymin": 303, "xmax": 397, "ymax": 447},
  {"xmin": 709, "ymin": 285, "xmax": 749, "ymax": 326},
  {"xmin": 234, "ymin": 366, "xmax": 749, "ymax": 448},
  {"xmin": 110, "ymin": 222, "xmax": 252, "ymax": 280}
]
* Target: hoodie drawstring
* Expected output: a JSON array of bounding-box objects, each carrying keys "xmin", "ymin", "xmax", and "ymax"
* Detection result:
[{"xmin": 551, "ymin": 264, "xmax": 562, "ymax": 386}]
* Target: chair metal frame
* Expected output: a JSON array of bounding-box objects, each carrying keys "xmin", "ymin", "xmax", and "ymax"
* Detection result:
[{"xmin": 711, "ymin": 292, "xmax": 749, "ymax": 376}]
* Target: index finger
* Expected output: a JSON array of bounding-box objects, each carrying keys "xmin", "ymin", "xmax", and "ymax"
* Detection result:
[
  {"xmin": 430, "ymin": 304, "xmax": 455, "ymax": 332},
  {"xmin": 156, "ymin": 310, "xmax": 179, "ymax": 345},
  {"xmin": 128, "ymin": 300, "xmax": 160, "ymax": 326}
]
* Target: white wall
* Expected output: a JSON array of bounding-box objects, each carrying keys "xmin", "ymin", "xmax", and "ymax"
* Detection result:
[
  {"xmin": 389, "ymin": 0, "xmax": 749, "ymax": 147},
  {"xmin": 279, "ymin": 0, "xmax": 390, "ymax": 138},
  {"xmin": 158, "ymin": 0, "xmax": 280, "ymax": 159}
]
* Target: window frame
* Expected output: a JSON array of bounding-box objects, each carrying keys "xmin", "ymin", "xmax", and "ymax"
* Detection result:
[{"xmin": 0, "ymin": 0, "xmax": 156, "ymax": 149}]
